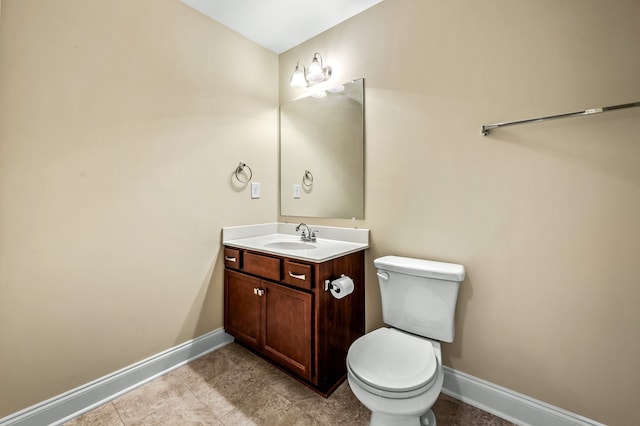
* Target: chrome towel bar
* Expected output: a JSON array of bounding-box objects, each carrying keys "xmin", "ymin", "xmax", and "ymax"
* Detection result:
[{"xmin": 481, "ymin": 101, "xmax": 640, "ymax": 136}]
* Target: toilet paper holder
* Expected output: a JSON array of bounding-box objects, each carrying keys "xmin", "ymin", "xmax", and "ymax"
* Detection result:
[{"xmin": 324, "ymin": 274, "xmax": 349, "ymax": 293}]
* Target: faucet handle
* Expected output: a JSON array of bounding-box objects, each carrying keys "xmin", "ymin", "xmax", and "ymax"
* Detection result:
[{"xmin": 310, "ymin": 229, "xmax": 318, "ymax": 242}]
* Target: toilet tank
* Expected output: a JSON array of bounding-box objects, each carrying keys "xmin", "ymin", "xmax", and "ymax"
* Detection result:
[{"xmin": 374, "ymin": 256, "xmax": 465, "ymax": 343}]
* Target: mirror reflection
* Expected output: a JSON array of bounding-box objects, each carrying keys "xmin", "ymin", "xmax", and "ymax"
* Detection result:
[{"xmin": 280, "ymin": 79, "xmax": 364, "ymax": 219}]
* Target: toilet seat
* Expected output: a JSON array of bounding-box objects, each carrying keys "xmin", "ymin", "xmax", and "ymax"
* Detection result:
[{"xmin": 347, "ymin": 328, "xmax": 438, "ymax": 398}]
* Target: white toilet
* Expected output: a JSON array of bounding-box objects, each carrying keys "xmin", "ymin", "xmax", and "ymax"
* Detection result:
[{"xmin": 346, "ymin": 255, "xmax": 465, "ymax": 426}]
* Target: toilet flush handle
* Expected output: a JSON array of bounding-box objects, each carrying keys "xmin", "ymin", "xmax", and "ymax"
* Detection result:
[{"xmin": 376, "ymin": 271, "xmax": 389, "ymax": 281}]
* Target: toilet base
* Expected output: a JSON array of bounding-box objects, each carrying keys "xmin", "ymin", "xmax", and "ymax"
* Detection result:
[
  {"xmin": 369, "ymin": 409, "xmax": 436, "ymax": 426},
  {"xmin": 421, "ymin": 409, "xmax": 436, "ymax": 426}
]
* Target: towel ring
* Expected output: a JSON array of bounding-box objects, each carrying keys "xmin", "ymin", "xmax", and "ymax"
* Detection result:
[
  {"xmin": 302, "ymin": 170, "xmax": 314, "ymax": 187},
  {"xmin": 234, "ymin": 162, "xmax": 252, "ymax": 183}
]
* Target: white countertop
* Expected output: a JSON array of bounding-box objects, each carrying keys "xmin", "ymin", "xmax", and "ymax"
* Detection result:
[{"xmin": 222, "ymin": 223, "xmax": 369, "ymax": 263}]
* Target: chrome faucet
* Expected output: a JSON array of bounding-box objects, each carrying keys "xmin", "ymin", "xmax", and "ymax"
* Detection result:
[{"xmin": 295, "ymin": 223, "xmax": 316, "ymax": 242}]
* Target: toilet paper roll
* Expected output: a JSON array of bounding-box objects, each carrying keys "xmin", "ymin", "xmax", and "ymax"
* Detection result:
[{"xmin": 330, "ymin": 275, "xmax": 354, "ymax": 299}]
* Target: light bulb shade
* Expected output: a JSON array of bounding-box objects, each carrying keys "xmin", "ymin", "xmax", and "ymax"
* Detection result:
[
  {"xmin": 290, "ymin": 63, "xmax": 307, "ymax": 88},
  {"xmin": 306, "ymin": 57, "xmax": 324, "ymax": 83}
]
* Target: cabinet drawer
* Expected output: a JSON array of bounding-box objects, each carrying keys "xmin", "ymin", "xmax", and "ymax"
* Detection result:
[
  {"xmin": 282, "ymin": 259, "xmax": 313, "ymax": 290},
  {"xmin": 244, "ymin": 252, "xmax": 281, "ymax": 281},
  {"xmin": 224, "ymin": 248, "xmax": 241, "ymax": 269}
]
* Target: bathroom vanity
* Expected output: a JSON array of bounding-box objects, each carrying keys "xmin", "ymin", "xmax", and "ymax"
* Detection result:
[{"xmin": 222, "ymin": 223, "xmax": 368, "ymax": 396}]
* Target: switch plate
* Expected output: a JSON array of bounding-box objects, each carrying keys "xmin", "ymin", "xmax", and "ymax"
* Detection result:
[
  {"xmin": 251, "ymin": 182, "xmax": 260, "ymax": 199},
  {"xmin": 293, "ymin": 184, "xmax": 301, "ymax": 199}
]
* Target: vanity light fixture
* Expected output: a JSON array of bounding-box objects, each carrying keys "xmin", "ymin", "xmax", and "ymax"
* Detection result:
[
  {"xmin": 306, "ymin": 52, "xmax": 332, "ymax": 84},
  {"xmin": 289, "ymin": 61, "xmax": 308, "ymax": 88},
  {"xmin": 289, "ymin": 52, "xmax": 332, "ymax": 88}
]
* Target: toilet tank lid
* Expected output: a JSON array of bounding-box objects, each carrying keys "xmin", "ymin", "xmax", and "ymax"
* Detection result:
[{"xmin": 374, "ymin": 255, "xmax": 465, "ymax": 282}]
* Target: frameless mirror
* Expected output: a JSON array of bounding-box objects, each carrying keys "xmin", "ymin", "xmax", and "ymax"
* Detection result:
[{"xmin": 280, "ymin": 79, "xmax": 364, "ymax": 219}]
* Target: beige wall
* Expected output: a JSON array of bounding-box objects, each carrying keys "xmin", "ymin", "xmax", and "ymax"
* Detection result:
[
  {"xmin": 280, "ymin": 1, "xmax": 640, "ymax": 425},
  {"xmin": 2, "ymin": 0, "xmax": 639, "ymax": 424},
  {"xmin": 0, "ymin": 0, "xmax": 277, "ymax": 416}
]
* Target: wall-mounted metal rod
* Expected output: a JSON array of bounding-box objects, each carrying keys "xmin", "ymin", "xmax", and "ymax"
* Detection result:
[{"xmin": 481, "ymin": 101, "xmax": 640, "ymax": 136}]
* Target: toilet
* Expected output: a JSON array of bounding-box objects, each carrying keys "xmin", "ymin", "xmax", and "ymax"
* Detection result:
[{"xmin": 346, "ymin": 255, "xmax": 465, "ymax": 426}]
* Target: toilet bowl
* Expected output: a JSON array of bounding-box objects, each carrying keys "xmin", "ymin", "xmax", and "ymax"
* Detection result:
[
  {"xmin": 346, "ymin": 255, "xmax": 465, "ymax": 426},
  {"xmin": 347, "ymin": 327, "xmax": 443, "ymax": 426}
]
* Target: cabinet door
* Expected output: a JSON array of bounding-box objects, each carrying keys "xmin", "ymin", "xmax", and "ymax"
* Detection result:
[
  {"xmin": 224, "ymin": 270, "xmax": 261, "ymax": 349},
  {"xmin": 262, "ymin": 282, "xmax": 313, "ymax": 381}
]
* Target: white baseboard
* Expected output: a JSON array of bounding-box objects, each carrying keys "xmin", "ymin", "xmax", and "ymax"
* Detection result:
[
  {"xmin": 442, "ymin": 366, "xmax": 606, "ymax": 426},
  {"xmin": 0, "ymin": 328, "xmax": 234, "ymax": 426}
]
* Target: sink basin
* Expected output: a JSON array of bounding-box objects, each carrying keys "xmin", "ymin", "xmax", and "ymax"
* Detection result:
[{"xmin": 264, "ymin": 241, "xmax": 316, "ymax": 250}]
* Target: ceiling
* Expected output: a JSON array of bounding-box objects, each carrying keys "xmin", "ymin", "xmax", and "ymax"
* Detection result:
[{"xmin": 180, "ymin": 0, "xmax": 384, "ymax": 54}]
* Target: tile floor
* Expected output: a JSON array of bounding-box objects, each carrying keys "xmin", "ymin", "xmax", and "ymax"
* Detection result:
[{"xmin": 65, "ymin": 343, "xmax": 515, "ymax": 426}]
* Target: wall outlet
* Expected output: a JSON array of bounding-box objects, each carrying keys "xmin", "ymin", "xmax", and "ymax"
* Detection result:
[
  {"xmin": 251, "ymin": 182, "xmax": 260, "ymax": 199},
  {"xmin": 293, "ymin": 184, "xmax": 301, "ymax": 199}
]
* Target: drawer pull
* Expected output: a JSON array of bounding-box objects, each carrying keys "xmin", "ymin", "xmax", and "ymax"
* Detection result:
[
  {"xmin": 288, "ymin": 271, "xmax": 306, "ymax": 281},
  {"xmin": 225, "ymin": 256, "xmax": 237, "ymax": 262}
]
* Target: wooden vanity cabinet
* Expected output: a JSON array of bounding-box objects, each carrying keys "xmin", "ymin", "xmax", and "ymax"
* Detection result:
[{"xmin": 223, "ymin": 246, "xmax": 365, "ymax": 396}]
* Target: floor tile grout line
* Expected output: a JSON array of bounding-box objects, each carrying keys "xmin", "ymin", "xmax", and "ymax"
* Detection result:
[{"xmin": 111, "ymin": 402, "xmax": 126, "ymax": 426}]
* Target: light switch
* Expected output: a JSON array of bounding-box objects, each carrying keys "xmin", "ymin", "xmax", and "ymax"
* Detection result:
[
  {"xmin": 251, "ymin": 182, "xmax": 260, "ymax": 199},
  {"xmin": 293, "ymin": 184, "xmax": 301, "ymax": 199}
]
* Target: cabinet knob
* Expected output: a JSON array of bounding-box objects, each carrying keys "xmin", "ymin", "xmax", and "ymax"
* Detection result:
[
  {"xmin": 225, "ymin": 256, "xmax": 237, "ymax": 262},
  {"xmin": 257, "ymin": 288, "xmax": 265, "ymax": 296}
]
